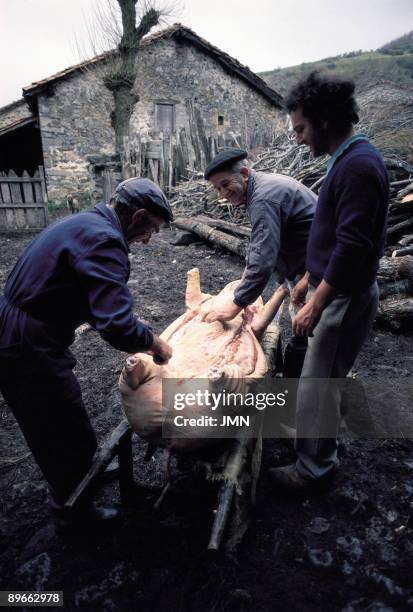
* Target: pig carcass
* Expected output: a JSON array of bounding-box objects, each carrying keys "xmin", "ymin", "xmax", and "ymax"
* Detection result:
[{"xmin": 119, "ymin": 268, "xmax": 285, "ymax": 452}]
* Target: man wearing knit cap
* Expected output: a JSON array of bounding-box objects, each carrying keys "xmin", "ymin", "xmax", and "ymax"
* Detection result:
[
  {"xmin": 203, "ymin": 147, "xmax": 317, "ymax": 322},
  {"xmin": 0, "ymin": 177, "xmax": 173, "ymax": 531}
]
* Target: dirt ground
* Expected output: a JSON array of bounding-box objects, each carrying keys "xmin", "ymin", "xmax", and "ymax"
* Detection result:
[{"xmin": 1, "ymin": 219, "xmax": 413, "ymax": 612}]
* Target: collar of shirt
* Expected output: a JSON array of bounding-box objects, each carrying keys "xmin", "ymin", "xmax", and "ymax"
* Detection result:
[
  {"xmin": 326, "ymin": 133, "xmax": 369, "ymax": 175},
  {"xmin": 246, "ymin": 169, "xmax": 257, "ymax": 206},
  {"xmin": 95, "ymin": 201, "xmax": 130, "ymax": 252}
]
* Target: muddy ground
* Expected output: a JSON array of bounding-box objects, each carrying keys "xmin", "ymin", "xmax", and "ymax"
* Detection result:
[{"xmin": 0, "ymin": 218, "xmax": 413, "ymax": 612}]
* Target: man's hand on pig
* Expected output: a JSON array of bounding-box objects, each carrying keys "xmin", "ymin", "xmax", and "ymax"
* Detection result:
[
  {"xmin": 146, "ymin": 335, "xmax": 173, "ymax": 364},
  {"xmin": 291, "ymin": 272, "xmax": 309, "ymax": 307},
  {"xmin": 200, "ymin": 299, "xmax": 242, "ymax": 323}
]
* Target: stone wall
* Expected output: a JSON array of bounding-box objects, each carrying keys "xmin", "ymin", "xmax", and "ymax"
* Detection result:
[
  {"xmin": 0, "ymin": 99, "xmax": 34, "ymax": 131},
  {"xmin": 130, "ymin": 38, "xmax": 282, "ymax": 169},
  {"xmin": 36, "ymin": 37, "xmax": 282, "ymax": 202},
  {"xmin": 37, "ymin": 69, "xmax": 116, "ymax": 203}
]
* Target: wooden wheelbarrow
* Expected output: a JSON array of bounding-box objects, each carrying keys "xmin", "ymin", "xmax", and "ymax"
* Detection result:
[{"xmin": 64, "ymin": 324, "xmax": 282, "ymax": 551}]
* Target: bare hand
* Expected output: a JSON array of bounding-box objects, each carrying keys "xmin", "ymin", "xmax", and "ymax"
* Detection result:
[
  {"xmin": 291, "ymin": 275, "xmax": 309, "ymax": 307},
  {"xmin": 292, "ymin": 299, "xmax": 322, "ymax": 337},
  {"xmin": 200, "ymin": 300, "xmax": 242, "ymax": 324},
  {"xmin": 147, "ymin": 335, "xmax": 173, "ymax": 365}
]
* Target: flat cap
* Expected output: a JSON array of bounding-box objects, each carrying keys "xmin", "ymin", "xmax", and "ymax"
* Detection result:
[
  {"xmin": 112, "ymin": 177, "xmax": 173, "ymax": 222},
  {"xmin": 204, "ymin": 148, "xmax": 248, "ymax": 180}
]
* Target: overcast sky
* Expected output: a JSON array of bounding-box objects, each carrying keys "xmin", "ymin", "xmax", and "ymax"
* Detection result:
[{"xmin": 1, "ymin": 0, "xmax": 412, "ymax": 107}]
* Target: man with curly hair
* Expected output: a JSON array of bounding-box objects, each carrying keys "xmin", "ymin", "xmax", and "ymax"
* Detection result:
[{"xmin": 269, "ymin": 71, "xmax": 389, "ymax": 490}]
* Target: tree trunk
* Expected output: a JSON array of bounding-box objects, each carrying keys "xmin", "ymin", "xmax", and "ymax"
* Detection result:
[
  {"xmin": 173, "ymin": 217, "xmax": 248, "ymax": 257},
  {"xmin": 194, "ymin": 215, "xmax": 252, "ymax": 238},
  {"xmin": 105, "ymin": 1, "xmax": 160, "ymax": 162},
  {"xmin": 377, "ymin": 255, "xmax": 413, "ymax": 281},
  {"xmin": 376, "ymin": 295, "xmax": 413, "ymax": 331}
]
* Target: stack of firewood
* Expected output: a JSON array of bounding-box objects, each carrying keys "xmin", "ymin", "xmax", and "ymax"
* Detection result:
[{"xmin": 385, "ymin": 181, "xmax": 413, "ymax": 258}]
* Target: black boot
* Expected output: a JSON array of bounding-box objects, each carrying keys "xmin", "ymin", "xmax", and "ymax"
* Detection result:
[{"xmin": 49, "ymin": 495, "xmax": 121, "ymax": 534}]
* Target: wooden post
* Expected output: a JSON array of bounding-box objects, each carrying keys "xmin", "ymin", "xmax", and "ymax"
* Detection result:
[
  {"xmin": 22, "ymin": 171, "xmax": 34, "ymax": 203},
  {"xmin": 159, "ymin": 137, "xmax": 165, "ymax": 190},
  {"xmin": 118, "ymin": 427, "xmax": 134, "ymax": 503},
  {"xmin": 208, "ymin": 482, "xmax": 236, "ymax": 551},
  {"xmin": 0, "ymin": 172, "xmax": 11, "ymax": 203},
  {"xmin": 38, "ymin": 166, "xmax": 48, "ymax": 203},
  {"xmin": 64, "ymin": 420, "xmax": 132, "ymax": 510},
  {"xmin": 9, "ymin": 171, "xmax": 23, "ymax": 203},
  {"xmin": 168, "ymin": 136, "xmax": 173, "ymax": 192}
]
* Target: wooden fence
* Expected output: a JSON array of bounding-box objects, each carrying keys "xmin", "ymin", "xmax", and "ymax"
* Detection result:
[{"xmin": 0, "ymin": 167, "xmax": 49, "ymax": 230}]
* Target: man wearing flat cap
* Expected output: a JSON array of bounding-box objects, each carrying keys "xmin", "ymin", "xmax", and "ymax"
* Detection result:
[
  {"xmin": 203, "ymin": 148, "xmax": 317, "ymax": 322},
  {"xmin": 0, "ymin": 177, "xmax": 173, "ymax": 531}
]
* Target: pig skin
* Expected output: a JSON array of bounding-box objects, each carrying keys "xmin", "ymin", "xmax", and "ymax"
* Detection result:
[{"xmin": 119, "ymin": 268, "xmax": 285, "ymax": 451}]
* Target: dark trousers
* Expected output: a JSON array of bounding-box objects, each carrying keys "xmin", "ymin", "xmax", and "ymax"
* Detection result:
[
  {"xmin": 295, "ymin": 282, "xmax": 379, "ymax": 479},
  {"xmin": 0, "ymin": 344, "xmax": 97, "ymax": 505}
]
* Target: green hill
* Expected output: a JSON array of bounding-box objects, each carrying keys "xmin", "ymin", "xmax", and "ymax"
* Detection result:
[
  {"xmin": 259, "ymin": 49, "xmax": 413, "ymax": 97},
  {"xmin": 379, "ymin": 30, "xmax": 413, "ymax": 55},
  {"xmin": 259, "ymin": 51, "xmax": 413, "ymax": 95},
  {"xmin": 258, "ymin": 32, "xmax": 413, "ymax": 163}
]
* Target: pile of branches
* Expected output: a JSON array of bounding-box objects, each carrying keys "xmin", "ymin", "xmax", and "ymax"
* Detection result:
[{"xmin": 385, "ymin": 181, "xmax": 413, "ymax": 258}]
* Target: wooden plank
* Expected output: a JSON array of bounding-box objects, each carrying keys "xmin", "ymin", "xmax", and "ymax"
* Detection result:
[
  {"xmin": 9, "ymin": 172, "xmax": 23, "ymax": 203},
  {"xmin": 64, "ymin": 420, "xmax": 132, "ymax": 510},
  {"xmin": 25, "ymin": 208, "xmax": 36, "ymax": 227},
  {"xmin": 148, "ymin": 159, "xmax": 157, "ymax": 183},
  {"xmin": 33, "ymin": 179, "xmax": 42, "ymax": 203},
  {"xmin": 0, "ymin": 204, "xmax": 46, "ymax": 209},
  {"xmin": 208, "ymin": 482, "xmax": 235, "ymax": 551},
  {"xmin": 17, "ymin": 208, "xmax": 26, "ymax": 227},
  {"xmin": 0, "ymin": 205, "xmax": 48, "ymax": 229},
  {"xmin": 6, "ymin": 208, "xmax": 15, "ymax": 227},
  {"xmin": 0, "ymin": 116, "xmax": 36, "ymax": 137},
  {"xmin": 103, "ymin": 169, "xmax": 113, "ymax": 203},
  {"xmin": 168, "ymin": 136, "xmax": 173, "ymax": 192},
  {"xmin": 0, "ymin": 176, "xmax": 42, "ymax": 184},
  {"xmin": 0, "ymin": 176, "xmax": 12, "ymax": 203},
  {"xmin": 159, "ymin": 138, "xmax": 165, "ymax": 189},
  {"xmin": 38, "ymin": 166, "xmax": 47, "ymax": 203},
  {"xmin": 42, "ymin": 205, "xmax": 49, "ymax": 226},
  {"xmin": 118, "ymin": 427, "xmax": 134, "ymax": 503},
  {"xmin": 22, "ymin": 171, "xmax": 34, "ymax": 203}
]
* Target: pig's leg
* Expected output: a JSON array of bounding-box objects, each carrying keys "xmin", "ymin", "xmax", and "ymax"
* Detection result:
[
  {"xmin": 251, "ymin": 285, "xmax": 287, "ymax": 338},
  {"xmin": 185, "ymin": 268, "xmax": 203, "ymax": 309},
  {"xmin": 208, "ymin": 364, "xmax": 246, "ymax": 396},
  {"xmin": 185, "ymin": 267, "xmax": 212, "ymax": 310}
]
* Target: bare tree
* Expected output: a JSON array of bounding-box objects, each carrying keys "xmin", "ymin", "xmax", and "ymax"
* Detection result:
[
  {"xmin": 79, "ymin": 0, "xmax": 182, "ymax": 166},
  {"xmin": 105, "ymin": 1, "xmax": 159, "ymax": 154}
]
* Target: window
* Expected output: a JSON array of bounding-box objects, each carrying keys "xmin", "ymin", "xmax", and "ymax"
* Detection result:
[
  {"xmin": 218, "ymin": 115, "xmax": 224, "ymax": 125},
  {"xmin": 155, "ymin": 103, "xmax": 175, "ymax": 133}
]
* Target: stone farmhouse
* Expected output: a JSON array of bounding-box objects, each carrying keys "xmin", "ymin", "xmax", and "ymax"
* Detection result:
[{"xmin": 0, "ymin": 24, "xmax": 283, "ymax": 206}]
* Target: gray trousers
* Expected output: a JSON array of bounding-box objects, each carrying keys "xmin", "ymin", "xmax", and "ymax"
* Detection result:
[{"xmin": 295, "ymin": 282, "xmax": 379, "ymax": 480}]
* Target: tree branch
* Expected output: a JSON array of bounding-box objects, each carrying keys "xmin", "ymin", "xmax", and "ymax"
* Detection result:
[
  {"xmin": 118, "ymin": 0, "xmax": 137, "ymax": 45},
  {"xmin": 135, "ymin": 7, "xmax": 160, "ymax": 40}
]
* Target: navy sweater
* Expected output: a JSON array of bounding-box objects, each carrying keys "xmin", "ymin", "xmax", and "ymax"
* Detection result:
[{"xmin": 307, "ymin": 140, "xmax": 389, "ymax": 294}]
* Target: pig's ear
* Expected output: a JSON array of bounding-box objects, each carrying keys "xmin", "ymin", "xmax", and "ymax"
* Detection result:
[{"xmin": 186, "ymin": 268, "xmax": 203, "ymax": 309}]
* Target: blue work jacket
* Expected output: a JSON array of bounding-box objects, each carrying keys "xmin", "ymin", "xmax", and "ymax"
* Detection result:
[{"xmin": 0, "ymin": 202, "xmax": 154, "ymax": 353}]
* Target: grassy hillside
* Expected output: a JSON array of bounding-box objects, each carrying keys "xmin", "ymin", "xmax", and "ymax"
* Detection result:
[
  {"xmin": 258, "ymin": 32, "xmax": 413, "ymax": 163},
  {"xmin": 379, "ymin": 30, "xmax": 413, "ymax": 54},
  {"xmin": 259, "ymin": 50, "xmax": 413, "ymax": 96}
]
